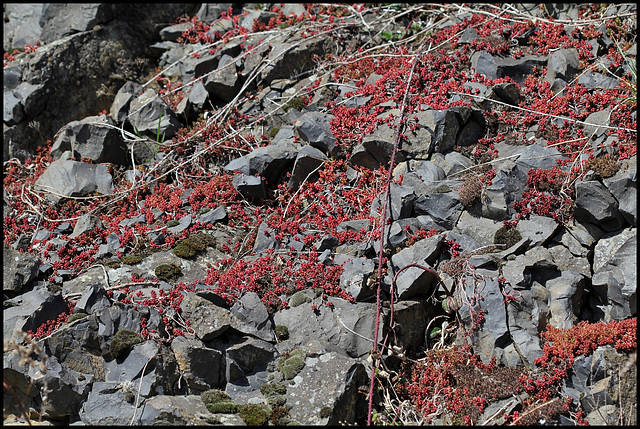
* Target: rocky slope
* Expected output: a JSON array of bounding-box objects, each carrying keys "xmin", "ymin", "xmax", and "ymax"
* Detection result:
[{"xmin": 3, "ymin": 3, "xmax": 637, "ymax": 426}]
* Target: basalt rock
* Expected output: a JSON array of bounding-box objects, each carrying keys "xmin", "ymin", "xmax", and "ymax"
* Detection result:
[
  {"xmin": 3, "ymin": 4, "xmax": 637, "ymax": 426},
  {"xmin": 34, "ymin": 159, "xmax": 114, "ymax": 203}
]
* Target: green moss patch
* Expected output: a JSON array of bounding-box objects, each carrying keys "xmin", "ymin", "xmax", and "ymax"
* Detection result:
[
  {"xmin": 110, "ymin": 329, "xmax": 144, "ymax": 358},
  {"xmin": 172, "ymin": 232, "xmax": 216, "ymax": 259},
  {"xmin": 201, "ymin": 389, "xmax": 239, "ymax": 414},
  {"xmin": 260, "ymin": 382, "xmax": 287, "ymax": 397},
  {"xmin": 289, "ymin": 291, "xmax": 312, "ymax": 307},
  {"xmin": 274, "ymin": 325, "xmax": 289, "ymax": 341},
  {"xmin": 283, "ymin": 96, "xmax": 305, "ymax": 112},
  {"xmin": 238, "ymin": 404, "xmax": 270, "ymax": 426},
  {"xmin": 155, "ymin": 263, "xmax": 182, "ymax": 281},
  {"xmin": 278, "ymin": 349, "xmax": 306, "ymax": 380},
  {"xmin": 67, "ymin": 312, "xmax": 88, "ymax": 324},
  {"xmin": 206, "ymin": 401, "xmax": 239, "ymax": 413},
  {"xmin": 494, "ymin": 225, "xmax": 522, "ymax": 249},
  {"xmin": 121, "ymin": 255, "xmax": 142, "ymax": 265},
  {"xmin": 319, "ymin": 405, "xmax": 332, "ymax": 418}
]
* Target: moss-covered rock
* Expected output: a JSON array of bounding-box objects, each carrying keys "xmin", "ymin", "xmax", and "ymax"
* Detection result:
[
  {"xmin": 110, "ymin": 329, "xmax": 144, "ymax": 358},
  {"xmin": 274, "ymin": 324, "xmax": 289, "ymax": 341},
  {"xmin": 166, "ymin": 219, "xmax": 180, "ymax": 227},
  {"xmin": 260, "ymin": 382, "xmax": 287, "ymax": 397},
  {"xmin": 201, "ymin": 388, "xmax": 231, "ymax": 404},
  {"xmin": 319, "ymin": 405, "xmax": 332, "ymax": 418},
  {"xmin": 155, "ymin": 263, "xmax": 182, "ymax": 281},
  {"xmin": 289, "ymin": 291, "xmax": 311, "ymax": 307},
  {"xmin": 67, "ymin": 311, "xmax": 88, "ymax": 324},
  {"xmin": 172, "ymin": 232, "xmax": 216, "ymax": 259},
  {"xmin": 121, "ymin": 255, "xmax": 142, "ymax": 265},
  {"xmin": 201, "ymin": 389, "xmax": 239, "ymax": 413},
  {"xmin": 206, "ymin": 401, "xmax": 239, "ymax": 414},
  {"xmin": 172, "ymin": 242, "xmax": 196, "ymax": 259},
  {"xmin": 278, "ymin": 349, "xmax": 306, "ymax": 380},
  {"xmin": 266, "ymin": 394, "xmax": 287, "ymax": 408},
  {"xmin": 239, "ymin": 404, "xmax": 270, "ymax": 426},
  {"xmin": 494, "ymin": 225, "xmax": 522, "ymax": 249}
]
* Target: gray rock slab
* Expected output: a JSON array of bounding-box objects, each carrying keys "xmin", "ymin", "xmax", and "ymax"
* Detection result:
[
  {"xmin": 3, "ymin": 244, "xmax": 40, "ymax": 293},
  {"xmin": 230, "ymin": 292, "xmax": 275, "ymax": 342},
  {"xmin": 4, "ymin": 287, "xmax": 67, "ymax": 342},
  {"xmin": 3, "ymin": 4, "xmax": 44, "ymax": 51},
  {"xmin": 516, "ymin": 215, "xmax": 560, "ymax": 249},
  {"xmin": 171, "ymin": 335, "xmax": 225, "ymax": 392},
  {"xmin": 74, "ymin": 283, "xmax": 111, "ymax": 315},
  {"xmin": 204, "ymin": 54, "xmax": 239, "ymax": 102},
  {"xmin": 273, "ymin": 297, "xmax": 381, "ymax": 359},
  {"xmin": 288, "ymin": 144, "xmax": 328, "ymax": 189},
  {"xmin": 413, "ymin": 192, "xmax": 463, "ymax": 230},
  {"xmin": 69, "ymin": 214, "xmax": 104, "ymax": 239},
  {"xmin": 199, "ymin": 205, "xmax": 227, "ymax": 225},
  {"xmin": 546, "ymin": 271, "xmax": 586, "ymax": 329},
  {"xmin": 110, "ymin": 81, "xmax": 144, "ymax": 124},
  {"xmin": 286, "ymin": 352, "xmax": 367, "ymax": 425},
  {"xmin": 574, "ymin": 179, "xmax": 624, "ymax": 232},
  {"xmin": 339, "ymin": 257, "xmax": 376, "ymax": 302},
  {"xmin": 34, "ymin": 159, "xmax": 114, "ymax": 203},
  {"xmin": 591, "ymin": 229, "xmax": 636, "ymax": 320},
  {"xmin": 294, "ymin": 111, "xmax": 339, "ymax": 157},
  {"xmin": 232, "ymin": 173, "xmax": 267, "ymax": 201},
  {"xmin": 138, "ymin": 395, "xmax": 214, "ymax": 425},
  {"xmin": 224, "ymin": 140, "xmax": 299, "ymax": 184},
  {"xmin": 260, "ymin": 36, "xmax": 329, "ymax": 84},
  {"xmin": 454, "ymin": 211, "xmax": 503, "ymax": 247},
  {"xmin": 128, "ymin": 88, "xmax": 181, "ymax": 140},
  {"xmin": 79, "ymin": 381, "xmax": 138, "ymax": 425},
  {"xmin": 225, "ymin": 336, "xmax": 276, "ymax": 384},
  {"xmin": 544, "ymin": 48, "xmax": 579, "ymax": 83},
  {"xmin": 604, "ymin": 156, "xmax": 637, "ymax": 227},
  {"xmin": 389, "ymin": 234, "xmax": 443, "ymax": 300},
  {"xmin": 50, "ymin": 115, "xmax": 128, "ymax": 165}
]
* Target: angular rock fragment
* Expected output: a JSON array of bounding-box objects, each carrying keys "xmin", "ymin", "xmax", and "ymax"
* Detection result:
[
  {"xmin": 573, "ymin": 180, "xmax": 624, "ymax": 232},
  {"xmin": 34, "ymin": 159, "xmax": 114, "ymax": 202}
]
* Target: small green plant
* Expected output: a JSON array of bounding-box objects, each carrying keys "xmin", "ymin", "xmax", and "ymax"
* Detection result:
[
  {"xmin": 155, "ymin": 116, "xmax": 166, "ymax": 143},
  {"xmin": 380, "ymin": 30, "xmax": 405, "ymax": 42},
  {"xmin": 133, "ymin": 116, "xmax": 165, "ymax": 162},
  {"xmin": 172, "ymin": 242, "xmax": 196, "ymax": 259},
  {"xmin": 283, "ymin": 96, "xmax": 305, "ymax": 112},
  {"xmin": 172, "ymin": 232, "xmax": 216, "ymax": 259}
]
